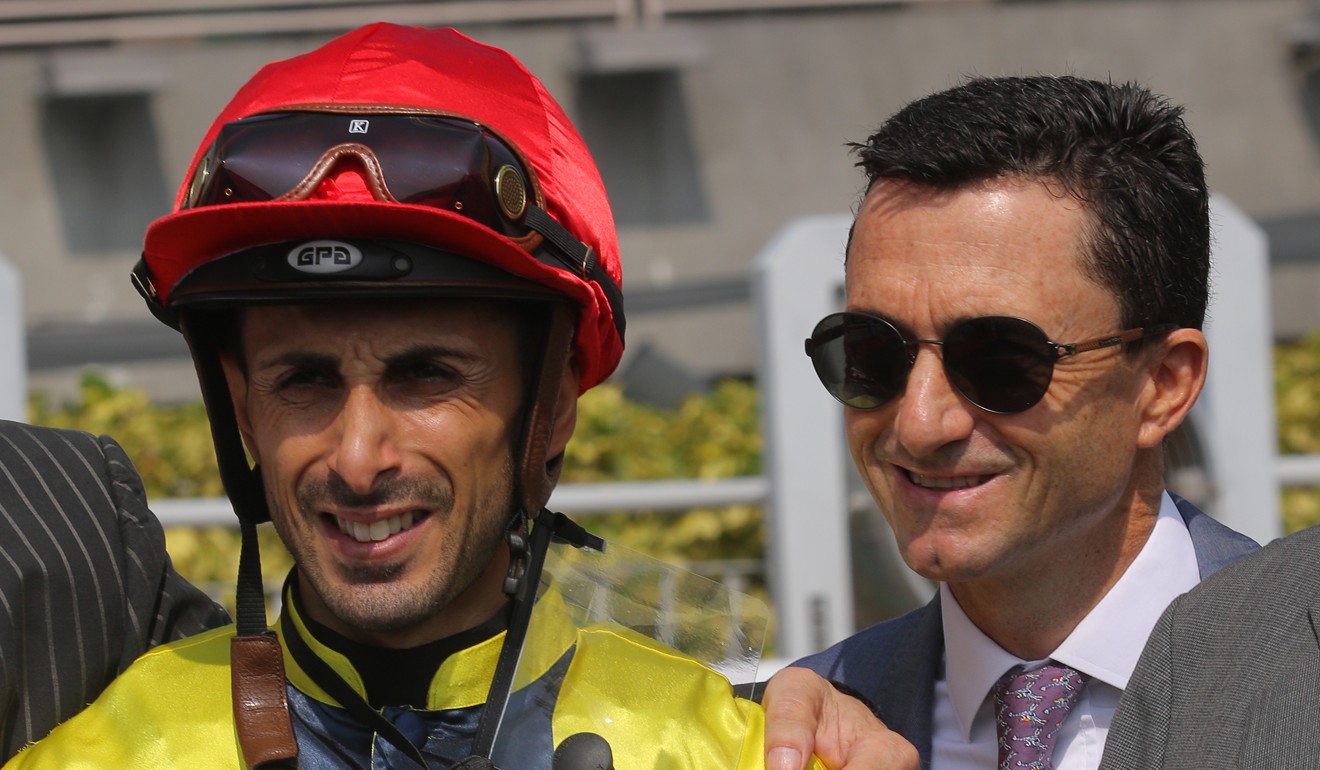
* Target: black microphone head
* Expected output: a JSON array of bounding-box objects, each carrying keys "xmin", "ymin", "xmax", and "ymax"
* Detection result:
[{"xmin": 552, "ymin": 732, "xmax": 615, "ymax": 770}]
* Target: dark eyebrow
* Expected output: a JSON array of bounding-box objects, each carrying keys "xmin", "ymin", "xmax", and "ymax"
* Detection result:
[
  {"xmin": 251, "ymin": 344, "xmax": 482, "ymax": 375},
  {"xmin": 383, "ymin": 343, "xmax": 481, "ymax": 368},
  {"xmin": 253, "ymin": 350, "xmax": 340, "ymax": 372}
]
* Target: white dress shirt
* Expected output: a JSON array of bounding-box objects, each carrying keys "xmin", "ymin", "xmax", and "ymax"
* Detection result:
[{"xmin": 930, "ymin": 492, "xmax": 1202, "ymax": 770}]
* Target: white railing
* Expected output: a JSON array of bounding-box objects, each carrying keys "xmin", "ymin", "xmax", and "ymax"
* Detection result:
[{"xmin": 152, "ymin": 476, "xmax": 770, "ymax": 527}]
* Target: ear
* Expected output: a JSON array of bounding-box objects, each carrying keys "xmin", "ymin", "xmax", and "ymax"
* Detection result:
[
  {"xmin": 546, "ymin": 355, "xmax": 581, "ymax": 463},
  {"xmin": 218, "ymin": 350, "xmax": 260, "ymax": 465},
  {"xmin": 1135, "ymin": 328, "xmax": 1209, "ymax": 449}
]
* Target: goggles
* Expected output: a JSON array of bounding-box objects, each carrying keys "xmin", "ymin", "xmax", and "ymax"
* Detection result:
[
  {"xmin": 176, "ymin": 109, "xmax": 620, "ymax": 322},
  {"xmin": 805, "ymin": 312, "xmax": 1176, "ymax": 414},
  {"xmin": 186, "ymin": 110, "xmax": 531, "ymax": 228}
]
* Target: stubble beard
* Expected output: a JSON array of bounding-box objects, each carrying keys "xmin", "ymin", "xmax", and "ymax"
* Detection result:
[{"xmin": 280, "ymin": 461, "xmax": 514, "ymax": 635}]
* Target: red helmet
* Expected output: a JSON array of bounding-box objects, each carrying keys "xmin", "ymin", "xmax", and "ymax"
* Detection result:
[
  {"xmin": 137, "ymin": 23, "xmax": 623, "ymax": 390},
  {"xmin": 134, "ymin": 23, "xmax": 627, "ymax": 545}
]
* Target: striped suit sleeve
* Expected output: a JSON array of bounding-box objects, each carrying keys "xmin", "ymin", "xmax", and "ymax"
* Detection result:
[{"xmin": 0, "ymin": 421, "xmax": 229, "ymax": 760}]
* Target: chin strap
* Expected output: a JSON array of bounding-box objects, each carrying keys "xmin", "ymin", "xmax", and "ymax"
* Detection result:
[
  {"xmin": 515, "ymin": 302, "xmax": 577, "ymax": 519},
  {"xmin": 469, "ymin": 510, "xmax": 604, "ymax": 761},
  {"xmin": 231, "ymin": 627, "xmax": 300, "ymax": 769},
  {"xmin": 181, "ymin": 317, "xmax": 301, "ymax": 769}
]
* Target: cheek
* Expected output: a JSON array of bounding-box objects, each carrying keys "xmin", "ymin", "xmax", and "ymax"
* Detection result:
[
  {"xmin": 845, "ymin": 409, "xmax": 891, "ymax": 458},
  {"xmin": 1008, "ymin": 388, "xmax": 1142, "ymax": 508},
  {"xmin": 406, "ymin": 408, "xmax": 514, "ymax": 472}
]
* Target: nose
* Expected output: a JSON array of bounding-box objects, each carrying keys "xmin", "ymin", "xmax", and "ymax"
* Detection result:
[
  {"xmin": 328, "ymin": 385, "xmax": 402, "ymax": 494},
  {"xmin": 891, "ymin": 346, "xmax": 977, "ymax": 457}
]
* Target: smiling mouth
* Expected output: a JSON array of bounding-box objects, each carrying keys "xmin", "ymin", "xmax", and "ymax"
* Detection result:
[
  {"xmin": 907, "ymin": 471, "xmax": 992, "ymax": 490},
  {"xmin": 332, "ymin": 510, "xmax": 428, "ymax": 543}
]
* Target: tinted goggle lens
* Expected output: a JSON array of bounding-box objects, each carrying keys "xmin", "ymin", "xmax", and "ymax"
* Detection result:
[
  {"xmin": 183, "ymin": 111, "xmax": 531, "ymax": 238},
  {"xmin": 805, "ymin": 313, "xmax": 1064, "ymax": 414}
]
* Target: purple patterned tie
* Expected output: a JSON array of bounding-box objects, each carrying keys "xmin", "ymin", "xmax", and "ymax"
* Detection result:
[{"xmin": 992, "ymin": 662, "xmax": 1087, "ymax": 770}]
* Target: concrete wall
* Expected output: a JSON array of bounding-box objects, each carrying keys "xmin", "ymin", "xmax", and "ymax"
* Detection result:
[{"xmin": 1, "ymin": 0, "xmax": 1315, "ymax": 399}]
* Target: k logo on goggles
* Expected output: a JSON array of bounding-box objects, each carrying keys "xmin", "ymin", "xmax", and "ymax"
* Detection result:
[{"xmin": 804, "ymin": 312, "xmax": 1177, "ymax": 414}]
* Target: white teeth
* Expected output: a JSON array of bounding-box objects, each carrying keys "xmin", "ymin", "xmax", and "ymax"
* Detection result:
[
  {"xmin": 911, "ymin": 473, "xmax": 984, "ymax": 490},
  {"xmin": 336, "ymin": 511, "xmax": 421, "ymax": 543}
]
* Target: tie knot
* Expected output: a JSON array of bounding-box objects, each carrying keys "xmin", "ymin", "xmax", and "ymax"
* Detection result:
[{"xmin": 992, "ymin": 662, "xmax": 1087, "ymax": 770}]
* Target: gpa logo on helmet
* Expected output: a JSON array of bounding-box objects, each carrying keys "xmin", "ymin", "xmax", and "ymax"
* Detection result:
[{"xmin": 288, "ymin": 241, "xmax": 362, "ymax": 274}]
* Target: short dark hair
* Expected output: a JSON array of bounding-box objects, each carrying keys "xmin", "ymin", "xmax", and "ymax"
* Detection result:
[{"xmin": 850, "ymin": 75, "xmax": 1209, "ymax": 331}]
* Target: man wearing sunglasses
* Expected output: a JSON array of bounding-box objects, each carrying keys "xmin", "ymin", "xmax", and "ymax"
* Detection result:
[
  {"xmin": 2, "ymin": 23, "xmax": 884, "ymax": 770},
  {"xmin": 781, "ymin": 75, "xmax": 1261, "ymax": 770}
]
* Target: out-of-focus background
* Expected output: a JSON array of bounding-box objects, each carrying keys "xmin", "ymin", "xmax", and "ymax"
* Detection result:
[{"xmin": 5, "ymin": 0, "xmax": 1320, "ymax": 660}]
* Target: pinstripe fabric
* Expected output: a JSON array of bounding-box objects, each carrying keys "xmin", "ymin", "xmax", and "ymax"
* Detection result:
[{"xmin": 0, "ymin": 420, "xmax": 229, "ymax": 760}]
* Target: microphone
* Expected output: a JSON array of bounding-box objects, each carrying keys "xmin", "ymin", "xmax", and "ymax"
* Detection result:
[{"xmin": 552, "ymin": 732, "xmax": 615, "ymax": 770}]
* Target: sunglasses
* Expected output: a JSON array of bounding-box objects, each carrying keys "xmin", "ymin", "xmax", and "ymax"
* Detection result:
[{"xmin": 805, "ymin": 312, "xmax": 1177, "ymax": 414}]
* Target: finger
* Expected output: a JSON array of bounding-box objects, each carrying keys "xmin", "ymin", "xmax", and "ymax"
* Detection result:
[
  {"xmin": 762, "ymin": 667, "xmax": 920, "ymax": 770},
  {"xmin": 762, "ymin": 667, "xmax": 831, "ymax": 770},
  {"xmin": 820, "ymin": 691, "xmax": 918, "ymax": 770}
]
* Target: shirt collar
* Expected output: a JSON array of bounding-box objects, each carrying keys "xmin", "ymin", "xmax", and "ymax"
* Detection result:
[
  {"xmin": 280, "ymin": 572, "xmax": 579, "ymax": 711},
  {"xmin": 939, "ymin": 491, "xmax": 1200, "ymax": 739}
]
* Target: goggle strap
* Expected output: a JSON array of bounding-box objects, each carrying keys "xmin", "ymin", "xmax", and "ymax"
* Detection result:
[
  {"xmin": 524, "ymin": 204, "xmax": 625, "ymax": 338},
  {"xmin": 524, "ymin": 204, "xmax": 591, "ymax": 273}
]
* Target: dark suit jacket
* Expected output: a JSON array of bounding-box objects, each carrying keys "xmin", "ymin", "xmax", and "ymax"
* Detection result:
[
  {"xmin": 0, "ymin": 421, "xmax": 229, "ymax": 759},
  {"xmin": 1099, "ymin": 523, "xmax": 1320, "ymax": 770},
  {"xmin": 792, "ymin": 495, "xmax": 1259, "ymax": 769}
]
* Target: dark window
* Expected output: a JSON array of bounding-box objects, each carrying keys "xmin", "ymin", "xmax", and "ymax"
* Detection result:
[
  {"xmin": 575, "ymin": 70, "xmax": 708, "ymax": 227},
  {"xmin": 41, "ymin": 93, "xmax": 170, "ymax": 254}
]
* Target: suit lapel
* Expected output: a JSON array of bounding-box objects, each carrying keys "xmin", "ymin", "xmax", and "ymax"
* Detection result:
[
  {"xmin": 1173, "ymin": 493, "xmax": 1260, "ymax": 579},
  {"xmin": 869, "ymin": 595, "xmax": 943, "ymax": 769}
]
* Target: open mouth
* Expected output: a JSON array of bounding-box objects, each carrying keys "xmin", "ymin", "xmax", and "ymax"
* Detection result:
[
  {"xmin": 906, "ymin": 471, "xmax": 992, "ymax": 491},
  {"xmin": 332, "ymin": 510, "xmax": 429, "ymax": 543}
]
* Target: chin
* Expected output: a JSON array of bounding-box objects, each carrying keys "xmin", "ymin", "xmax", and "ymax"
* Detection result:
[{"xmin": 900, "ymin": 542, "xmax": 990, "ymax": 584}]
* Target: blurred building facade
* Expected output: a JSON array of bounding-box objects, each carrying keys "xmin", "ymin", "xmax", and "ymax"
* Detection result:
[{"xmin": 3, "ymin": 0, "xmax": 1319, "ymax": 403}]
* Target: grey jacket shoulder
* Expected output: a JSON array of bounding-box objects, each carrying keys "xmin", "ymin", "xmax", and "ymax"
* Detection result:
[
  {"xmin": 0, "ymin": 420, "xmax": 228, "ymax": 759},
  {"xmin": 1101, "ymin": 524, "xmax": 1320, "ymax": 770}
]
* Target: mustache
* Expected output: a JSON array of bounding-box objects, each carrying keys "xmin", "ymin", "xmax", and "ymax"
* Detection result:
[{"xmin": 296, "ymin": 474, "xmax": 454, "ymax": 513}]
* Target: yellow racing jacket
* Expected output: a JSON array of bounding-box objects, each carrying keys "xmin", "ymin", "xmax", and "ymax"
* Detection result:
[{"xmin": 6, "ymin": 583, "xmax": 820, "ymax": 770}]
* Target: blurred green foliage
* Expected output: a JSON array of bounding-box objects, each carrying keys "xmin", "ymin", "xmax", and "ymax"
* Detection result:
[
  {"xmin": 561, "ymin": 380, "xmax": 763, "ymax": 567},
  {"xmin": 1275, "ymin": 331, "xmax": 1320, "ymax": 533}
]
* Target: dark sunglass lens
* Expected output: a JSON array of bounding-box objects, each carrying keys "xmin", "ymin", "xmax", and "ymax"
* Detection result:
[
  {"xmin": 944, "ymin": 317, "xmax": 1054, "ymax": 413},
  {"xmin": 808, "ymin": 314, "xmax": 909, "ymax": 409},
  {"xmin": 369, "ymin": 117, "xmax": 482, "ymax": 204},
  {"xmin": 192, "ymin": 114, "xmax": 330, "ymax": 207}
]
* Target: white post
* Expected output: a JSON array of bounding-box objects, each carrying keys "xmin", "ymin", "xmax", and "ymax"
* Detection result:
[
  {"xmin": 1194, "ymin": 195, "xmax": 1281, "ymax": 544},
  {"xmin": 0, "ymin": 253, "xmax": 24, "ymax": 423},
  {"xmin": 752, "ymin": 214, "xmax": 856, "ymax": 659}
]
